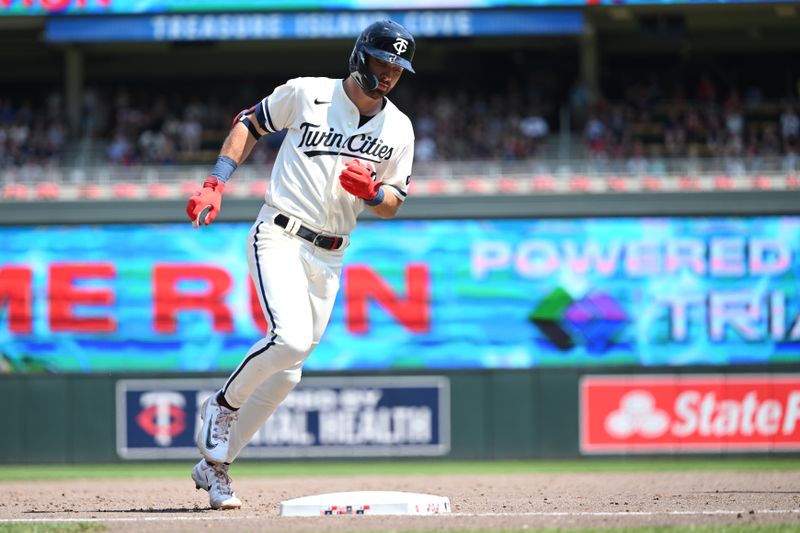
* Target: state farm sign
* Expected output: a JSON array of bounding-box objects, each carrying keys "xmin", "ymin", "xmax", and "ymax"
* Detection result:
[{"xmin": 580, "ymin": 375, "xmax": 800, "ymax": 453}]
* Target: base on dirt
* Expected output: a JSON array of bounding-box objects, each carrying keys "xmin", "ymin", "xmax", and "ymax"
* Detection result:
[{"xmin": 280, "ymin": 490, "xmax": 451, "ymax": 516}]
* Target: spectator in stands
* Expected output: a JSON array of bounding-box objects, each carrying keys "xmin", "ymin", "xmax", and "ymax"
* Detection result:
[
  {"xmin": 662, "ymin": 109, "xmax": 687, "ymax": 158},
  {"xmin": 762, "ymin": 123, "xmax": 781, "ymax": 157},
  {"xmin": 695, "ymin": 73, "xmax": 717, "ymax": 103},
  {"xmin": 8, "ymin": 119, "xmax": 30, "ymax": 164},
  {"xmin": 781, "ymin": 105, "xmax": 799, "ymax": 142},
  {"xmin": 784, "ymin": 139, "xmax": 799, "ymax": 173},
  {"xmin": 626, "ymin": 140, "xmax": 648, "ymax": 175},
  {"xmin": 138, "ymin": 127, "xmax": 177, "ymax": 164},
  {"xmin": 745, "ymin": 124, "xmax": 764, "ymax": 173},
  {"xmin": 519, "ymin": 110, "xmax": 549, "ymax": 141},
  {"xmin": 412, "ymin": 103, "xmax": 438, "ymax": 162},
  {"xmin": 584, "ymin": 112, "xmax": 606, "ymax": 150},
  {"xmin": 723, "ymin": 92, "xmax": 745, "ymax": 138},
  {"xmin": 107, "ymin": 130, "xmax": 133, "ymax": 165},
  {"xmin": 744, "ymin": 85, "xmax": 764, "ymax": 108},
  {"xmin": 180, "ymin": 101, "xmax": 204, "ymax": 155},
  {"xmin": 684, "ymin": 108, "xmax": 706, "ymax": 145},
  {"xmin": 724, "ymin": 132, "xmax": 746, "ymax": 175},
  {"xmin": 569, "ymin": 79, "xmax": 593, "ymax": 127},
  {"xmin": 608, "ymin": 104, "xmax": 628, "ymax": 141},
  {"xmin": 415, "ymin": 134, "xmax": 437, "ymax": 162}
]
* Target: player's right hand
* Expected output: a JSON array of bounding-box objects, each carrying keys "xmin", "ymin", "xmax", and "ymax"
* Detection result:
[{"xmin": 186, "ymin": 177, "xmax": 225, "ymax": 227}]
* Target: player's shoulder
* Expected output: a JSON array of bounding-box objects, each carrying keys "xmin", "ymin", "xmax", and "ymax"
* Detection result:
[{"xmin": 383, "ymin": 98, "xmax": 415, "ymax": 140}]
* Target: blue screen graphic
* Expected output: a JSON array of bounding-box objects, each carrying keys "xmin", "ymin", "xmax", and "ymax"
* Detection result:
[{"xmin": 1, "ymin": 217, "xmax": 799, "ymax": 372}]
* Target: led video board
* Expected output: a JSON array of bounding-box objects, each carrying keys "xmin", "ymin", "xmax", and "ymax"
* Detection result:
[
  {"xmin": 3, "ymin": 0, "xmax": 794, "ymax": 17},
  {"xmin": 44, "ymin": 9, "xmax": 584, "ymax": 41},
  {"xmin": 1, "ymin": 216, "xmax": 798, "ymax": 372}
]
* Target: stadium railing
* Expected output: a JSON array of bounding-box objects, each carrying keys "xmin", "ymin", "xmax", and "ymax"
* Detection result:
[{"xmin": 1, "ymin": 158, "xmax": 799, "ymax": 202}]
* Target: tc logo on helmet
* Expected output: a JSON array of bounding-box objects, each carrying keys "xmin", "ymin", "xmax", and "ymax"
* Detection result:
[{"xmin": 393, "ymin": 38, "xmax": 409, "ymax": 54}]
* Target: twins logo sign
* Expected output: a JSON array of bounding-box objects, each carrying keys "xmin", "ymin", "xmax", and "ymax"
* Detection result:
[
  {"xmin": 116, "ymin": 377, "xmax": 450, "ymax": 459},
  {"xmin": 116, "ymin": 379, "xmax": 216, "ymax": 458},
  {"xmin": 135, "ymin": 391, "xmax": 186, "ymax": 447}
]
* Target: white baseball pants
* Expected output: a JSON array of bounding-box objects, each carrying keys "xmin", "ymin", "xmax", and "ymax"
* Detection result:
[{"xmin": 222, "ymin": 208, "xmax": 344, "ymax": 462}]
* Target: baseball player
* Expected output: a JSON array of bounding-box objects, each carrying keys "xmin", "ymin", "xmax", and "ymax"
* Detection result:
[{"xmin": 185, "ymin": 20, "xmax": 416, "ymax": 510}]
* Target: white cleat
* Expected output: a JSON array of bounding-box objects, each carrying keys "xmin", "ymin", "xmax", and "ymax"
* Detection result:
[
  {"xmin": 192, "ymin": 460, "xmax": 242, "ymax": 510},
  {"xmin": 197, "ymin": 394, "xmax": 238, "ymax": 464}
]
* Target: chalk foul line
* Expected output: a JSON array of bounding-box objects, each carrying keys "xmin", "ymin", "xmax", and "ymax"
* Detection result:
[{"xmin": 1, "ymin": 509, "xmax": 799, "ymax": 523}]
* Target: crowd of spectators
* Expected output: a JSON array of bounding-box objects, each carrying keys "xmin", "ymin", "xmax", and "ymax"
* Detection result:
[
  {"xmin": 89, "ymin": 78, "xmax": 555, "ymax": 166},
  {"xmin": 0, "ymin": 94, "xmax": 68, "ymax": 169},
  {"xmin": 83, "ymin": 89, "xmax": 231, "ymax": 165},
  {"xmin": 576, "ymin": 74, "xmax": 800, "ymax": 175},
  {"xmin": 2, "ymin": 76, "xmax": 556, "ymax": 172},
  {"xmin": 398, "ymin": 79, "xmax": 553, "ymax": 163},
  {"xmin": 2, "ymin": 71, "xmax": 799, "ymax": 177}
]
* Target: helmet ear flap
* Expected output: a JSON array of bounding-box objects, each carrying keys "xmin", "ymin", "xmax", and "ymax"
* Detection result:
[{"xmin": 350, "ymin": 47, "xmax": 379, "ymax": 92}]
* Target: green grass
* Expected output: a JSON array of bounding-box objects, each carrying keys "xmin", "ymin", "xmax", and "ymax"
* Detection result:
[
  {"xmin": 0, "ymin": 524, "xmax": 106, "ymax": 533},
  {"xmin": 1, "ymin": 458, "xmax": 799, "ymax": 481}
]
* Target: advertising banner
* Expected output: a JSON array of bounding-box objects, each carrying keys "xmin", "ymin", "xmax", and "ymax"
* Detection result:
[
  {"xmin": 116, "ymin": 376, "xmax": 450, "ymax": 459},
  {"xmin": 580, "ymin": 374, "xmax": 800, "ymax": 453},
  {"xmin": 2, "ymin": 216, "xmax": 800, "ymax": 372},
  {"xmin": 2, "ymin": 0, "xmax": 793, "ymax": 17},
  {"xmin": 5, "ymin": 0, "xmax": 583, "ymax": 16},
  {"xmin": 44, "ymin": 10, "xmax": 584, "ymax": 42}
]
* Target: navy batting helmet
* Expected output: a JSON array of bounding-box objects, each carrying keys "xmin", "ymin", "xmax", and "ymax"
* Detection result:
[{"xmin": 349, "ymin": 20, "xmax": 416, "ymax": 92}]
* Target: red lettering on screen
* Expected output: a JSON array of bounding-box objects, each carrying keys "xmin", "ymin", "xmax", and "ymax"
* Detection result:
[
  {"xmin": 2, "ymin": 0, "xmax": 112, "ymax": 11},
  {"xmin": 580, "ymin": 375, "xmax": 800, "ymax": 453},
  {"xmin": 0, "ymin": 266, "xmax": 33, "ymax": 334},
  {"xmin": 344, "ymin": 264, "xmax": 430, "ymax": 334},
  {"xmin": 3, "ymin": 261, "xmax": 433, "ymax": 337},
  {"xmin": 2, "ymin": 0, "xmax": 33, "ymax": 7},
  {"xmin": 49, "ymin": 263, "xmax": 116, "ymax": 333},
  {"xmin": 41, "ymin": 0, "xmax": 71, "ymax": 9},
  {"xmin": 153, "ymin": 265, "xmax": 233, "ymax": 334},
  {"xmin": 248, "ymin": 277, "xmax": 269, "ymax": 334}
]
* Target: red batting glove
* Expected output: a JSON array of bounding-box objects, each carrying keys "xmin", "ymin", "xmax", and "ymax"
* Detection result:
[
  {"xmin": 339, "ymin": 160, "xmax": 381, "ymax": 201},
  {"xmin": 186, "ymin": 177, "xmax": 224, "ymax": 227}
]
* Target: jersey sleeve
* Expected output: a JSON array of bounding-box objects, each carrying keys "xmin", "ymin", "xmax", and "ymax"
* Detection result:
[
  {"xmin": 381, "ymin": 139, "xmax": 414, "ymax": 201},
  {"xmin": 252, "ymin": 79, "xmax": 299, "ymax": 134}
]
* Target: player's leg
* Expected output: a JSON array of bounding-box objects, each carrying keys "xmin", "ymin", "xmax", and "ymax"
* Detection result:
[
  {"xmin": 225, "ymin": 363, "xmax": 301, "ymax": 460},
  {"xmin": 197, "ymin": 220, "xmax": 314, "ymax": 464},
  {"xmin": 193, "ymin": 365, "xmax": 302, "ymax": 509},
  {"xmin": 223, "ymin": 221, "xmax": 319, "ymax": 403},
  {"xmin": 223, "ymin": 246, "xmax": 343, "ymax": 462}
]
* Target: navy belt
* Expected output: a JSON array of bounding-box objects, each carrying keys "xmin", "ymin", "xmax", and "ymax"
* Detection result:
[{"xmin": 274, "ymin": 214, "xmax": 344, "ymax": 250}]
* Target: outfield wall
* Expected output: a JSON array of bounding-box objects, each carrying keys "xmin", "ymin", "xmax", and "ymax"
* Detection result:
[
  {"xmin": 3, "ymin": 192, "xmax": 800, "ymax": 463},
  {"xmin": 3, "ymin": 366, "xmax": 799, "ymax": 464}
]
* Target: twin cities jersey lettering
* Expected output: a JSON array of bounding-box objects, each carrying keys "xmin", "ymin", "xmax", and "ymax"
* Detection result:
[
  {"xmin": 298, "ymin": 124, "xmax": 396, "ymax": 162},
  {"xmin": 250, "ymin": 77, "xmax": 415, "ymax": 236}
]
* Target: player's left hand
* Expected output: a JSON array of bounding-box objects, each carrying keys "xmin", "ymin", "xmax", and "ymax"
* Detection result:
[{"xmin": 339, "ymin": 160, "xmax": 382, "ymax": 201}]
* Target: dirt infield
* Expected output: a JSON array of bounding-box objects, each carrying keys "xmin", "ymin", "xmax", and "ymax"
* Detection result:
[{"xmin": 2, "ymin": 470, "xmax": 799, "ymax": 532}]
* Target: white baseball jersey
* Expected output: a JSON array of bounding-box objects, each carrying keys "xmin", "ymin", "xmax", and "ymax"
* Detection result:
[{"xmin": 249, "ymin": 76, "xmax": 415, "ymax": 236}]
